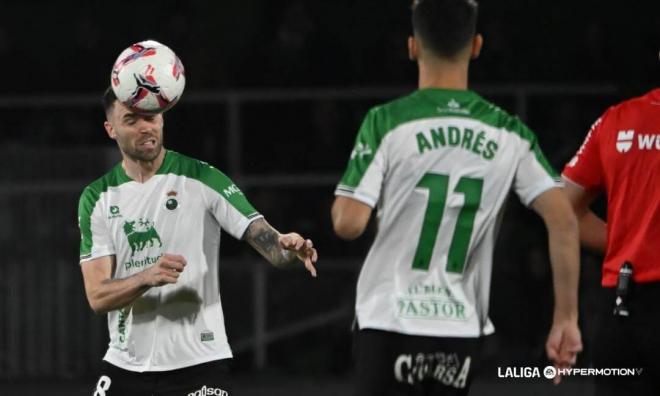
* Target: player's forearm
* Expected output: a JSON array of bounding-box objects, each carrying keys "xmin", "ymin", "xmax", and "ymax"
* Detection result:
[
  {"xmin": 576, "ymin": 210, "xmax": 607, "ymax": 254},
  {"xmin": 88, "ymin": 273, "xmax": 151, "ymax": 314},
  {"xmin": 547, "ymin": 216, "xmax": 580, "ymax": 321},
  {"xmin": 244, "ymin": 218, "xmax": 298, "ymax": 268}
]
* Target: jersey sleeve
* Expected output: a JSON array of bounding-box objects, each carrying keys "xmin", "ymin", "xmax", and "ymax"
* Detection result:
[
  {"xmin": 335, "ymin": 107, "xmax": 387, "ymax": 208},
  {"xmin": 562, "ymin": 116, "xmax": 605, "ymax": 190},
  {"xmin": 512, "ymin": 123, "xmax": 561, "ymax": 206},
  {"xmin": 197, "ymin": 164, "xmax": 262, "ymax": 240},
  {"xmin": 78, "ymin": 187, "xmax": 115, "ymax": 263}
]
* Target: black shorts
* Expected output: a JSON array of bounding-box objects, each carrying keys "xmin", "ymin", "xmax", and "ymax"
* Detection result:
[
  {"xmin": 91, "ymin": 359, "xmax": 233, "ymax": 396},
  {"xmin": 353, "ymin": 328, "xmax": 482, "ymax": 396},
  {"xmin": 591, "ymin": 282, "xmax": 660, "ymax": 396}
]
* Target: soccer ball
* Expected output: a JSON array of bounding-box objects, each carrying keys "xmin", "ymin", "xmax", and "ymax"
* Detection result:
[{"xmin": 111, "ymin": 40, "xmax": 185, "ymax": 114}]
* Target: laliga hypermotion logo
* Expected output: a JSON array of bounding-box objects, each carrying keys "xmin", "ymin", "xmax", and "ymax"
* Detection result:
[{"xmin": 616, "ymin": 130, "xmax": 634, "ymax": 153}]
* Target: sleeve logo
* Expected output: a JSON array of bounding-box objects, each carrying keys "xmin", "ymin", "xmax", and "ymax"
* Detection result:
[
  {"xmin": 223, "ymin": 184, "xmax": 242, "ymax": 198},
  {"xmin": 350, "ymin": 142, "xmax": 373, "ymax": 160}
]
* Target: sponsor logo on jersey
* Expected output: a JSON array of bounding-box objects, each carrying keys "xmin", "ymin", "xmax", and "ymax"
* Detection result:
[
  {"xmin": 637, "ymin": 132, "xmax": 660, "ymax": 150},
  {"xmin": 188, "ymin": 385, "xmax": 228, "ymax": 396},
  {"xmin": 108, "ymin": 205, "xmax": 122, "ymax": 219},
  {"xmin": 615, "ymin": 129, "xmax": 660, "ymax": 152},
  {"xmin": 394, "ymin": 351, "xmax": 471, "ymax": 388},
  {"xmin": 222, "ymin": 184, "xmax": 242, "ymax": 198},
  {"xmin": 397, "ymin": 283, "xmax": 468, "ymax": 321},
  {"xmin": 616, "ymin": 130, "xmax": 634, "ymax": 153},
  {"xmin": 117, "ymin": 308, "xmax": 129, "ymax": 343},
  {"xmin": 123, "ymin": 218, "xmax": 162, "ymax": 257}
]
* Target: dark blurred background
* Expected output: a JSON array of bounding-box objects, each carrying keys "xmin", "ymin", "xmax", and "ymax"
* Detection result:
[{"xmin": 0, "ymin": 0, "xmax": 658, "ymax": 395}]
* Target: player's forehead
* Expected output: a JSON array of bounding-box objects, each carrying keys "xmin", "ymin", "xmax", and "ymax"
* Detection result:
[
  {"xmin": 112, "ymin": 100, "xmax": 157, "ymax": 121},
  {"xmin": 112, "ymin": 100, "xmax": 137, "ymax": 117}
]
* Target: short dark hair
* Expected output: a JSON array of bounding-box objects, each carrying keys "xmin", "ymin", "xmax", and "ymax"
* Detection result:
[
  {"xmin": 411, "ymin": 0, "xmax": 478, "ymax": 59},
  {"xmin": 102, "ymin": 86, "xmax": 117, "ymax": 115}
]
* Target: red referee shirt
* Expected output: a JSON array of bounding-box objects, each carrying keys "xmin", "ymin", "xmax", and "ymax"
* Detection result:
[{"xmin": 563, "ymin": 88, "xmax": 660, "ymax": 287}]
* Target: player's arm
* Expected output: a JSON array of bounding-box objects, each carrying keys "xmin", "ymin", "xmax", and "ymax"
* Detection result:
[
  {"xmin": 80, "ymin": 253, "xmax": 187, "ymax": 314},
  {"xmin": 562, "ymin": 177, "xmax": 607, "ymax": 254},
  {"xmin": 243, "ymin": 218, "xmax": 318, "ymax": 277},
  {"xmin": 331, "ymin": 196, "xmax": 373, "ymax": 240},
  {"xmin": 531, "ymin": 188, "xmax": 582, "ymax": 373}
]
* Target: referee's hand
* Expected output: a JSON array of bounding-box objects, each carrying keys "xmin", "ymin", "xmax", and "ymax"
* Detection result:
[{"xmin": 546, "ymin": 320, "xmax": 582, "ymax": 384}]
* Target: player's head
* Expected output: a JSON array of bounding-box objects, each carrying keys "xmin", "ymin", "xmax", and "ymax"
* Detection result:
[
  {"xmin": 409, "ymin": 0, "xmax": 482, "ymax": 63},
  {"xmin": 102, "ymin": 86, "xmax": 164, "ymax": 162}
]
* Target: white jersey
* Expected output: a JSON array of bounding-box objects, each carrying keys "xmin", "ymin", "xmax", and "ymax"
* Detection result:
[
  {"xmin": 78, "ymin": 150, "xmax": 261, "ymax": 372},
  {"xmin": 335, "ymin": 88, "xmax": 558, "ymax": 338}
]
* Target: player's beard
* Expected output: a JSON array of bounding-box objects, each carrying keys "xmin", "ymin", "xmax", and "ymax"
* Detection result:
[{"xmin": 120, "ymin": 134, "xmax": 163, "ymax": 162}]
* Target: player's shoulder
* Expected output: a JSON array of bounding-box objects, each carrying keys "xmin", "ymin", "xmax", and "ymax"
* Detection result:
[
  {"xmin": 159, "ymin": 150, "xmax": 219, "ymax": 178},
  {"xmin": 81, "ymin": 163, "xmax": 129, "ymax": 198},
  {"xmin": 163, "ymin": 150, "xmax": 238, "ymax": 196},
  {"xmin": 470, "ymin": 95, "xmax": 540, "ymax": 146}
]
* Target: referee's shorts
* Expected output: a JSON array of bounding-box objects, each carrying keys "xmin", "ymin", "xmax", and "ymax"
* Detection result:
[{"xmin": 592, "ymin": 281, "xmax": 660, "ymax": 396}]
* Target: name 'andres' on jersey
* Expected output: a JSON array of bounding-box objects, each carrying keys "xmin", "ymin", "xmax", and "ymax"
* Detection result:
[{"xmin": 415, "ymin": 125, "xmax": 499, "ymax": 159}]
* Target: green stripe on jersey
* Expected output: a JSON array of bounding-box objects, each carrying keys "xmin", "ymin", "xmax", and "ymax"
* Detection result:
[
  {"xmin": 78, "ymin": 164, "xmax": 132, "ymax": 257},
  {"xmin": 339, "ymin": 88, "xmax": 557, "ymax": 188},
  {"xmin": 158, "ymin": 151, "xmax": 259, "ymax": 218}
]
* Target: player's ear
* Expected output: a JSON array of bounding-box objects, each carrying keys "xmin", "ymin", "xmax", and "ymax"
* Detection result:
[
  {"xmin": 408, "ymin": 35, "xmax": 418, "ymax": 61},
  {"xmin": 470, "ymin": 34, "xmax": 483, "ymax": 60},
  {"xmin": 104, "ymin": 120, "xmax": 117, "ymax": 140}
]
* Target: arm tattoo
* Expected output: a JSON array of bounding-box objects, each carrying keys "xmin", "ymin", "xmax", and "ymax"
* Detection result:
[{"xmin": 243, "ymin": 219, "xmax": 294, "ymax": 267}]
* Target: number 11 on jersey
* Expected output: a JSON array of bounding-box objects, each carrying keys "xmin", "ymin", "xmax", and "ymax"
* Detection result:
[{"xmin": 412, "ymin": 173, "xmax": 483, "ymax": 274}]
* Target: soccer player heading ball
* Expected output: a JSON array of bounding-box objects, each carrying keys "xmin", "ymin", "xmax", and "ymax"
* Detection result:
[
  {"xmin": 78, "ymin": 42, "xmax": 318, "ymax": 395},
  {"xmin": 332, "ymin": 0, "xmax": 582, "ymax": 394}
]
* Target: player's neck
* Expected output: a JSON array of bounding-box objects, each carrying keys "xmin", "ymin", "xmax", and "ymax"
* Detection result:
[
  {"xmin": 417, "ymin": 60, "xmax": 470, "ymax": 91},
  {"xmin": 121, "ymin": 148, "xmax": 166, "ymax": 183}
]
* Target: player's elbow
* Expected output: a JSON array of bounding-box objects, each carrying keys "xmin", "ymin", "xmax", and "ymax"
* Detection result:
[
  {"xmin": 333, "ymin": 219, "xmax": 366, "ymax": 241},
  {"xmin": 88, "ymin": 298, "xmax": 109, "ymax": 315},
  {"xmin": 85, "ymin": 291, "xmax": 112, "ymax": 315}
]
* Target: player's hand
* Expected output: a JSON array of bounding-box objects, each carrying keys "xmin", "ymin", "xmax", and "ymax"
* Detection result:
[
  {"xmin": 140, "ymin": 253, "xmax": 187, "ymax": 287},
  {"xmin": 279, "ymin": 233, "xmax": 318, "ymax": 277},
  {"xmin": 545, "ymin": 319, "xmax": 582, "ymax": 384}
]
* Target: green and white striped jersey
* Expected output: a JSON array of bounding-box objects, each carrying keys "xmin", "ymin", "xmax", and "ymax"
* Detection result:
[
  {"xmin": 78, "ymin": 150, "xmax": 261, "ymax": 372},
  {"xmin": 336, "ymin": 88, "xmax": 558, "ymax": 338}
]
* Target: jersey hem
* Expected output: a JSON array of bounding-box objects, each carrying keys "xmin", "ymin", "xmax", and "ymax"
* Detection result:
[
  {"xmin": 560, "ymin": 174, "xmax": 589, "ymax": 190},
  {"xmin": 356, "ymin": 321, "xmax": 493, "ymax": 338},
  {"xmin": 521, "ymin": 179, "xmax": 561, "ymax": 207},
  {"xmin": 334, "ymin": 187, "xmax": 377, "ymax": 208},
  {"xmin": 79, "ymin": 252, "xmax": 115, "ymax": 265},
  {"xmin": 103, "ymin": 347, "xmax": 233, "ymax": 372},
  {"xmin": 236, "ymin": 214, "xmax": 264, "ymax": 240}
]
